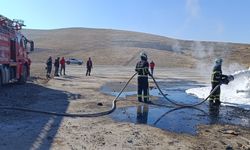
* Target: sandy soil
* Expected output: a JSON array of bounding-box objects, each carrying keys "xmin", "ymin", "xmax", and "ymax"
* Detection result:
[
  {"xmin": 23, "ymin": 28, "xmax": 250, "ymax": 67},
  {"xmin": 0, "ymin": 64, "xmax": 250, "ymax": 150}
]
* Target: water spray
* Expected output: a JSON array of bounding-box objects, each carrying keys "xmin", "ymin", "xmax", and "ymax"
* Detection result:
[
  {"xmin": 186, "ymin": 68, "xmax": 250, "ymax": 109},
  {"xmin": 232, "ymin": 68, "xmax": 250, "ymax": 95}
]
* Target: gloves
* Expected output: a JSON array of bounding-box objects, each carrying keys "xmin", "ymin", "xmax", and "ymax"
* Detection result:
[
  {"xmin": 228, "ymin": 75, "xmax": 234, "ymax": 82},
  {"xmin": 221, "ymin": 75, "xmax": 234, "ymax": 85}
]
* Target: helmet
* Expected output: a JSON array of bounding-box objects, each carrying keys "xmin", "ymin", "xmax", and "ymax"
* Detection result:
[
  {"xmin": 215, "ymin": 58, "xmax": 223, "ymax": 65},
  {"xmin": 140, "ymin": 51, "xmax": 147, "ymax": 60}
]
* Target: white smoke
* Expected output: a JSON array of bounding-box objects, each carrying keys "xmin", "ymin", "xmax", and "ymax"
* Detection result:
[
  {"xmin": 186, "ymin": 0, "xmax": 201, "ymax": 19},
  {"xmin": 216, "ymin": 22, "xmax": 225, "ymax": 35},
  {"xmin": 188, "ymin": 41, "xmax": 215, "ymax": 80},
  {"xmin": 190, "ymin": 41, "xmax": 215, "ymax": 59},
  {"xmin": 232, "ymin": 68, "xmax": 250, "ymax": 79},
  {"xmin": 226, "ymin": 63, "xmax": 245, "ymax": 73},
  {"xmin": 176, "ymin": 0, "xmax": 201, "ymax": 35},
  {"xmin": 172, "ymin": 41, "xmax": 182, "ymax": 53}
]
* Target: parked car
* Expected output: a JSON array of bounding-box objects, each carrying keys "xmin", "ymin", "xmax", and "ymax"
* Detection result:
[{"xmin": 66, "ymin": 58, "xmax": 83, "ymax": 65}]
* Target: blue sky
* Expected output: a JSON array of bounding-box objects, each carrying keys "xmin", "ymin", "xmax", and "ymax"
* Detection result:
[{"xmin": 1, "ymin": 0, "xmax": 250, "ymax": 43}]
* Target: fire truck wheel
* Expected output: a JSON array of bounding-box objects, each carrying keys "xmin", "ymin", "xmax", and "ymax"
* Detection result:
[{"xmin": 18, "ymin": 65, "xmax": 27, "ymax": 84}]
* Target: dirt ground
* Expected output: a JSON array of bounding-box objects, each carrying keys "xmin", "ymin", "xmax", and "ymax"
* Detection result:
[{"xmin": 0, "ymin": 64, "xmax": 250, "ymax": 150}]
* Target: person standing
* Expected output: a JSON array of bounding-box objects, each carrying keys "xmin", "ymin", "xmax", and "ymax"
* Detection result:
[
  {"xmin": 46, "ymin": 56, "xmax": 52, "ymax": 78},
  {"xmin": 54, "ymin": 57, "xmax": 60, "ymax": 77},
  {"xmin": 135, "ymin": 52, "xmax": 152, "ymax": 103},
  {"xmin": 150, "ymin": 61, "xmax": 155, "ymax": 76},
  {"xmin": 209, "ymin": 58, "xmax": 228, "ymax": 106},
  {"xmin": 60, "ymin": 57, "xmax": 66, "ymax": 75},
  {"xmin": 86, "ymin": 57, "xmax": 93, "ymax": 76}
]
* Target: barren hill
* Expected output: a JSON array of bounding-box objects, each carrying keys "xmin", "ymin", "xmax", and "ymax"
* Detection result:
[{"xmin": 22, "ymin": 28, "xmax": 250, "ymax": 68}]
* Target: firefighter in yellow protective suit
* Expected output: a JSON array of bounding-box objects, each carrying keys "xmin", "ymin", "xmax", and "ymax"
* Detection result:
[{"xmin": 135, "ymin": 52, "xmax": 152, "ymax": 103}]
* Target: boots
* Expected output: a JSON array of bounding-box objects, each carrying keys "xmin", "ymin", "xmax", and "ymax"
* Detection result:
[
  {"xmin": 209, "ymin": 99, "xmax": 221, "ymax": 106},
  {"xmin": 215, "ymin": 100, "xmax": 221, "ymax": 106}
]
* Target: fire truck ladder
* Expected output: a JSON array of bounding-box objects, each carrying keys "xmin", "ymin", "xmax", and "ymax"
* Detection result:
[{"xmin": 0, "ymin": 14, "xmax": 25, "ymax": 31}]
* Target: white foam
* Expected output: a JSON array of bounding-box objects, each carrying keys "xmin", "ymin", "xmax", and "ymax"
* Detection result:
[{"xmin": 186, "ymin": 68, "xmax": 250, "ymax": 110}]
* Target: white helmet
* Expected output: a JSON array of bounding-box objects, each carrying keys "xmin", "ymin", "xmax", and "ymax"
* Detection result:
[
  {"xmin": 140, "ymin": 51, "xmax": 147, "ymax": 60},
  {"xmin": 215, "ymin": 58, "xmax": 223, "ymax": 65}
]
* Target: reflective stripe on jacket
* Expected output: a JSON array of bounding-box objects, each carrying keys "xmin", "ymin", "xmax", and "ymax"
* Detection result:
[
  {"xmin": 135, "ymin": 60, "xmax": 150, "ymax": 76},
  {"xmin": 211, "ymin": 65, "xmax": 222, "ymax": 83}
]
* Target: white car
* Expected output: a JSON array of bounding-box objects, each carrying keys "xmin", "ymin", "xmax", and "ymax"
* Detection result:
[{"xmin": 66, "ymin": 58, "xmax": 83, "ymax": 65}]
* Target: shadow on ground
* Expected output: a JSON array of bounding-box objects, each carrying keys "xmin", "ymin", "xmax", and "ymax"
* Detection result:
[{"xmin": 0, "ymin": 82, "xmax": 72, "ymax": 150}]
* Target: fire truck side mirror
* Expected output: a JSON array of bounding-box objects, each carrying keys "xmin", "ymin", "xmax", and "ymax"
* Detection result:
[{"xmin": 30, "ymin": 41, "xmax": 34, "ymax": 51}]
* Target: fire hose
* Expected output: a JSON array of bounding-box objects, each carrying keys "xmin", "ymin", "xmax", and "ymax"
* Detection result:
[
  {"xmin": 150, "ymin": 75, "xmax": 222, "ymax": 107},
  {"xmin": 0, "ymin": 72, "xmax": 222, "ymax": 117},
  {"xmin": 153, "ymin": 106, "xmax": 208, "ymax": 125},
  {"xmin": 0, "ymin": 73, "xmax": 137, "ymax": 117}
]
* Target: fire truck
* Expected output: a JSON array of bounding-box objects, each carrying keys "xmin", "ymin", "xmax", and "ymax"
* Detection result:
[{"xmin": 0, "ymin": 15, "xmax": 34, "ymax": 86}]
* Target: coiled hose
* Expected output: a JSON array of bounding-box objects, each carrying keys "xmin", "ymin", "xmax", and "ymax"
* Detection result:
[{"xmin": 0, "ymin": 73, "xmax": 138, "ymax": 117}]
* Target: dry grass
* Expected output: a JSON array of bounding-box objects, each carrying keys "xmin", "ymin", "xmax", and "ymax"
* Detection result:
[{"xmin": 22, "ymin": 28, "xmax": 250, "ymax": 67}]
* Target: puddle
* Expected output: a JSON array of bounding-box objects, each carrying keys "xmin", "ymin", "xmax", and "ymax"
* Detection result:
[
  {"xmin": 111, "ymin": 103, "xmax": 250, "ymax": 135},
  {"xmin": 100, "ymin": 80, "xmax": 203, "ymax": 104},
  {"xmin": 101, "ymin": 80, "xmax": 250, "ymax": 135},
  {"xmin": 100, "ymin": 82, "xmax": 137, "ymax": 98}
]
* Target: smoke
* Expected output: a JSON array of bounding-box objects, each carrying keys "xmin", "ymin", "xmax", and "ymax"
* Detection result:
[
  {"xmin": 172, "ymin": 41, "xmax": 182, "ymax": 53},
  {"xmin": 186, "ymin": 0, "xmax": 201, "ymax": 19},
  {"xmin": 232, "ymin": 68, "xmax": 250, "ymax": 79},
  {"xmin": 189, "ymin": 41, "xmax": 215, "ymax": 79},
  {"xmin": 176, "ymin": 0, "xmax": 201, "ymax": 35},
  {"xmin": 171, "ymin": 39, "xmax": 250, "ymax": 107},
  {"xmin": 216, "ymin": 22, "xmax": 225, "ymax": 35},
  {"xmin": 191, "ymin": 41, "xmax": 213, "ymax": 58},
  {"xmin": 170, "ymin": 39, "xmax": 248, "ymax": 83},
  {"xmin": 179, "ymin": 0, "xmax": 250, "ymax": 108},
  {"xmin": 226, "ymin": 63, "xmax": 246, "ymax": 75}
]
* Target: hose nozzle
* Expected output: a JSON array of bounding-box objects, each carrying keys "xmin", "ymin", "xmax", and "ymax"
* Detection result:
[{"xmin": 228, "ymin": 75, "xmax": 234, "ymax": 82}]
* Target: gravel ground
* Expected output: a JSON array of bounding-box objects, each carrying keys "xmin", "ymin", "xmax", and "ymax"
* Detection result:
[{"xmin": 0, "ymin": 64, "xmax": 249, "ymax": 150}]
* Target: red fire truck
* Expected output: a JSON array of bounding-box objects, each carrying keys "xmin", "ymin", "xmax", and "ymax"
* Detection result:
[{"xmin": 0, "ymin": 15, "xmax": 34, "ymax": 86}]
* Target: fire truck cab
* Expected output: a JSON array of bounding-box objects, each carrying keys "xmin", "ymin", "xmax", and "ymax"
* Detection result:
[{"xmin": 0, "ymin": 15, "xmax": 34, "ymax": 86}]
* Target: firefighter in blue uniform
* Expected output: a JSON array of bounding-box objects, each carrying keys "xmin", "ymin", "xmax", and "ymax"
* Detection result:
[
  {"xmin": 135, "ymin": 52, "xmax": 152, "ymax": 103},
  {"xmin": 209, "ymin": 58, "xmax": 233, "ymax": 106}
]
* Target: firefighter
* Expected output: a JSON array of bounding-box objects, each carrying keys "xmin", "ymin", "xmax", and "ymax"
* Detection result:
[
  {"xmin": 150, "ymin": 60, "xmax": 155, "ymax": 76},
  {"xmin": 209, "ymin": 101, "xmax": 220, "ymax": 124},
  {"xmin": 86, "ymin": 57, "xmax": 93, "ymax": 76},
  {"xmin": 54, "ymin": 57, "xmax": 60, "ymax": 77},
  {"xmin": 209, "ymin": 58, "xmax": 228, "ymax": 106},
  {"xmin": 135, "ymin": 52, "xmax": 152, "ymax": 103},
  {"xmin": 46, "ymin": 56, "xmax": 52, "ymax": 78},
  {"xmin": 60, "ymin": 57, "xmax": 66, "ymax": 76}
]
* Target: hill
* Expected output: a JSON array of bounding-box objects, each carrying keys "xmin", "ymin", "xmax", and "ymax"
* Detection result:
[{"xmin": 22, "ymin": 28, "xmax": 250, "ymax": 68}]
